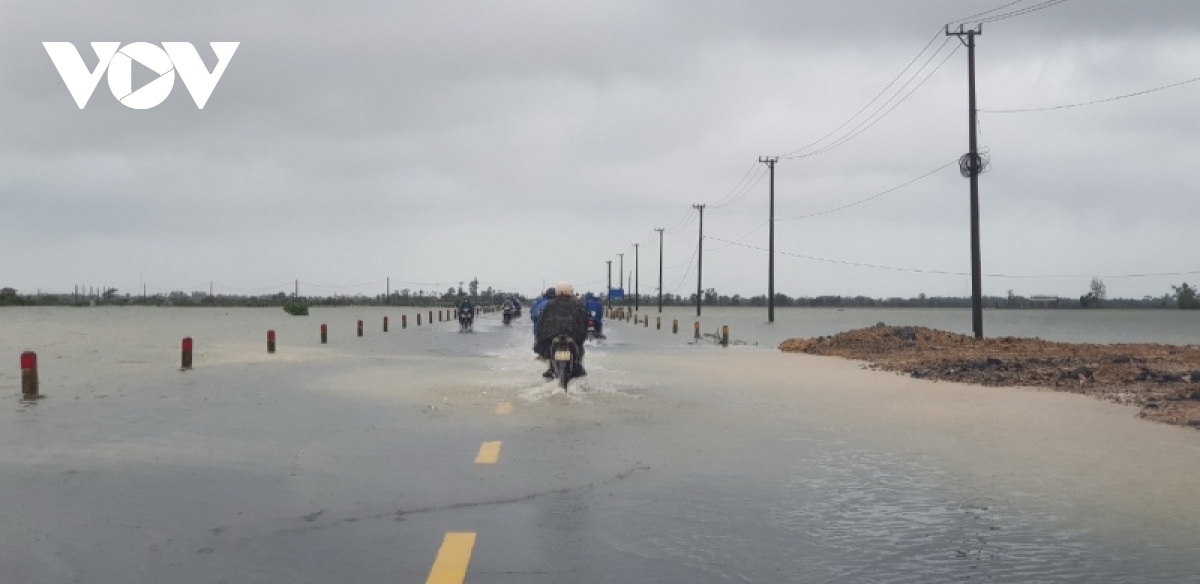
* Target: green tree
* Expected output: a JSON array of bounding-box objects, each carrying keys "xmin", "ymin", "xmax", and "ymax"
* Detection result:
[{"xmin": 1173, "ymin": 282, "xmax": 1199, "ymax": 309}]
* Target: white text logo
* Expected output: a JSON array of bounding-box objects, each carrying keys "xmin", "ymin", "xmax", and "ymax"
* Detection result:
[{"xmin": 43, "ymin": 42, "xmax": 240, "ymax": 109}]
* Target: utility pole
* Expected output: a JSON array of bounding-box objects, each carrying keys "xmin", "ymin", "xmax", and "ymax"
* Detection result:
[
  {"xmin": 655, "ymin": 228, "xmax": 665, "ymax": 312},
  {"xmin": 294, "ymin": 279, "xmax": 298, "ymax": 301},
  {"xmin": 759, "ymin": 156, "xmax": 779, "ymax": 323},
  {"xmin": 633, "ymin": 243, "xmax": 639, "ymax": 311},
  {"xmin": 386, "ymin": 277, "xmax": 390, "ymax": 305},
  {"xmin": 209, "ymin": 281, "xmax": 213, "ymax": 299},
  {"xmin": 693, "ymin": 204, "xmax": 705, "ymax": 317},
  {"xmin": 606, "ymin": 260, "xmax": 613, "ymax": 307},
  {"xmin": 947, "ymin": 24, "xmax": 985, "ymax": 339},
  {"xmin": 617, "ymin": 253, "xmax": 624, "ymax": 305}
]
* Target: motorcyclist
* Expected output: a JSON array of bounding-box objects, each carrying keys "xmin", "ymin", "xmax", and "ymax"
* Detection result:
[
  {"xmin": 584, "ymin": 292, "xmax": 605, "ymax": 338},
  {"xmin": 457, "ymin": 297, "xmax": 475, "ymax": 325},
  {"xmin": 536, "ymin": 281, "xmax": 589, "ymax": 378},
  {"xmin": 530, "ymin": 287, "xmax": 554, "ymax": 355}
]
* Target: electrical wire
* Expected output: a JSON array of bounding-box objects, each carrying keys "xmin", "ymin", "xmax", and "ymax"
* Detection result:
[
  {"xmin": 708, "ymin": 161, "xmax": 763, "ymax": 207},
  {"xmin": 705, "ymin": 237, "xmax": 1200, "ymax": 279},
  {"xmin": 784, "ymin": 40, "xmax": 961, "ymax": 161},
  {"xmin": 666, "ymin": 209, "xmax": 699, "ymax": 234},
  {"xmin": 981, "ymin": 75, "xmax": 1200, "ymax": 114},
  {"xmin": 777, "ymin": 29, "xmax": 945, "ymax": 159},
  {"xmin": 948, "ymin": 0, "xmax": 1027, "ymax": 25},
  {"xmin": 776, "ymin": 159, "xmax": 958, "ymax": 222},
  {"xmin": 710, "ymin": 164, "xmax": 768, "ymax": 210},
  {"xmin": 975, "ymin": 0, "xmax": 1067, "ymax": 24},
  {"xmin": 665, "ymin": 243, "xmax": 701, "ymax": 294},
  {"xmin": 706, "ymin": 220, "xmax": 770, "ymax": 252}
]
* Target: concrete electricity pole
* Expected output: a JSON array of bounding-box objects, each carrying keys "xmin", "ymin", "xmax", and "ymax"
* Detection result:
[
  {"xmin": 606, "ymin": 260, "xmax": 612, "ymax": 307},
  {"xmin": 947, "ymin": 23, "xmax": 985, "ymax": 339},
  {"xmin": 617, "ymin": 253, "xmax": 624, "ymax": 305},
  {"xmin": 693, "ymin": 204, "xmax": 705, "ymax": 317},
  {"xmin": 758, "ymin": 156, "xmax": 779, "ymax": 323},
  {"xmin": 655, "ymin": 228, "xmax": 665, "ymax": 312},
  {"xmin": 633, "ymin": 243, "xmax": 639, "ymax": 311}
]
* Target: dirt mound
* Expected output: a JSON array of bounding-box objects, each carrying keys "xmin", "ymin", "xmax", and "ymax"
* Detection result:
[{"xmin": 779, "ymin": 324, "xmax": 1200, "ymax": 429}]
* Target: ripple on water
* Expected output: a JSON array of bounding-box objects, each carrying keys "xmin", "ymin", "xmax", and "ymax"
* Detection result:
[{"xmin": 599, "ymin": 448, "xmax": 1195, "ymax": 583}]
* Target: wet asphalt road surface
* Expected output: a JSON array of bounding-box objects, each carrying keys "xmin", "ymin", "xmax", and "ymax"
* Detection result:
[{"xmin": 3, "ymin": 309, "xmax": 1200, "ymax": 583}]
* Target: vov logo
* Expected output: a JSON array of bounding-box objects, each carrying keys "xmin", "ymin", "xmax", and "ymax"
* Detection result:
[{"xmin": 43, "ymin": 42, "xmax": 239, "ymax": 109}]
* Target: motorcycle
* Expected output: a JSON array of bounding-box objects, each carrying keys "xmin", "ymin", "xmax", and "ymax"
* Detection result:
[
  {"xmin": 548, "ymin": 335, "xmax": 582, "ymax": 391},
  {"xmin": 502, "ymin": 305, "xmax": 514, "ymax": 325},
  {"xmin": 459, "ymin": 311, "xmax": 474, "ymax": 333},
  {"xmin": 586, "ymin": 314, "xmax": 605, "ymax": 340}
]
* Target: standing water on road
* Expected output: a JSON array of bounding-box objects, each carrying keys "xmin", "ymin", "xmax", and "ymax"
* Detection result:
[{"xmin": 1, "ymin": 306, "xmax": 1198, "ymax": 582}]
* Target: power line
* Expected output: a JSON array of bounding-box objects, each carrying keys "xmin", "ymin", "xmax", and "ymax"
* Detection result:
[
  {"xmin": 776, "ymin": 159, "xmax": 958, "ymax": 221},
  {"xmin": 783, "ymin": 40, "xmax": 961, "ymax": 161},
  {"xmin": 774, "ymin": 2, "xmax": 1064, "ymax": 163},
  {"xmin": 949, "ymin": 0, "xmax": 1026, "ymax": 25},
  {"xmin": 706, "ymin": 237, "xmax": 1200, "ymax": 280},
  {"xmin": 666, "ymin": 242, "xmax": 700, "ymax": 294},
  {"xmin": 709, "ymin": 164, "xmax": 768, "ymax": 210},
  {"xmin": 709, "ymin": 161, "xmax": 763, "ymax": 207},
  {"xmin": 777, "ymin": 29, "xmax": 945, "ymax": 159},
  {"xmin": 975, "ymin": 0, "xmax": 1067, "ymax": 24},
  {"xmin": 666, "ymin": 209, "xmax": 699, "ymax": 234},
  {"xmin": 982, "ymin": 75, "xmax": 1200, "ymax": 114},
  {"xmin": 707, "ymin": 219, "xmax": 769, "ymax": 252}
]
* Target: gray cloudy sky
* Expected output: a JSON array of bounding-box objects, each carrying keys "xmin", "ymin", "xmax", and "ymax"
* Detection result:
[{"xmin": 2, "ymin": 0, "xmax": 1198, "ymax": 300}]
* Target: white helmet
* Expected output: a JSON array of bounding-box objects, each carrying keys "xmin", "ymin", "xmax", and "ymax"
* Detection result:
[{"xmin": 555, "ymin": 281, "xmax": 574, "ymax": 296}]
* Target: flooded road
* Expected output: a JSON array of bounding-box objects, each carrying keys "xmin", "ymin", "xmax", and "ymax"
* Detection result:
[{"xmin": 2, "ymin": 307, "xmax": 1199, "ymax": 582}]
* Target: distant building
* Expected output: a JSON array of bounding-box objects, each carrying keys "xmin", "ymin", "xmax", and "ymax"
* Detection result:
[
  {"xmin": 1029, "ymin": 295, "xmax": 1060, "ymax": 308},
  {"xmin": 0, "ymin": 287, "xmax": 16, "ymax": 297}
]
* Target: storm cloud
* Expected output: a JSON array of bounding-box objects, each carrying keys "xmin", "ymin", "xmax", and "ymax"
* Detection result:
[{"xmin": 2, "ymin": 0, "xmax": 1197, "ymax": 300}]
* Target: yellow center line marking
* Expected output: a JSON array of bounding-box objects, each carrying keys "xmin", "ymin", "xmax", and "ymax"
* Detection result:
[
  {"xmin": 495, "ymin": 402, "xmax": 513, "ymax": 414},
  {"xmin": 426, "ymin": 532, "xmax": 476, "ymax": 584},
  {"xmin": 474, "ymin": 441, "xmax": 501, "ymax": 464}
]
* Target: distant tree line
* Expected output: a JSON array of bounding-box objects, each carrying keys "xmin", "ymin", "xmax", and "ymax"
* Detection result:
[
  {"xmin": 0, "ymin": 281, "xmax": 526, "ymax": 308},
  {"xmin": 610, "ymin": 281, "xmax": 1199, "ymax": 310},
  {"xmin": 4, "ymin": 280, "xmax": 1198, "ymax": 309}
]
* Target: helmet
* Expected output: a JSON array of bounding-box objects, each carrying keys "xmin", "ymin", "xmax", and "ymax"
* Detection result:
[
  {"xmin": 555, "ymin": 281, "xmax": 574, "ymax": 296},
  {"xmin": 543, "ymin": 288, "xmax": 555, "ymax": 298}
]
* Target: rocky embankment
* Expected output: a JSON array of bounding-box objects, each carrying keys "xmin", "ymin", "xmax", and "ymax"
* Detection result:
[{"xmin": 779, "ymin": 325, "xmax": 1200, "ymax": 429}]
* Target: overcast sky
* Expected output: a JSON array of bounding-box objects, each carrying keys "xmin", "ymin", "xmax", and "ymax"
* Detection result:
[{"xmin": 2, "ymin": 0, "xmax": 1198, "ymax": 300}]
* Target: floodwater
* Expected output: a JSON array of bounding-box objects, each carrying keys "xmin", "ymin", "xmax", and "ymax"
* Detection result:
[
  {"xmin": 1, "ymin": 306, "xmax": 1199, "ymax": 582},
  {"xmin": 617, "ymin": 305, "xmax": 1200, "ymax": 346}
]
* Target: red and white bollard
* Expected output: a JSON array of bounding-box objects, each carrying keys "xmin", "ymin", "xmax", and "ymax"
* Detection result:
[
  {"xmin": 383, "ymin": 316, "xmax": 389, "ymax": 332},
  {"xmin": 20, "ymin": 351, "xmax": 38, "ymax": 397},
  {"xmin": 181, "ymin": 337, "xmax": 193, "ymax": 370},
  {"xmin": 267, "ymin": 330, "xmax": 276, "ymax": 354},
  {"xmin": 321, "ymin": 324, "xmax": 328, "ymax": 344},
  {"xmin": 357, "ymin": 320, "xmax": 364, "ymax": 337}
]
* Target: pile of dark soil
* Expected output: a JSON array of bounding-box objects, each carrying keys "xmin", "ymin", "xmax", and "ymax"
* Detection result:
[{"xmin": 779, "ymin": 324, "xmax": 1200, "ymax": 429}]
